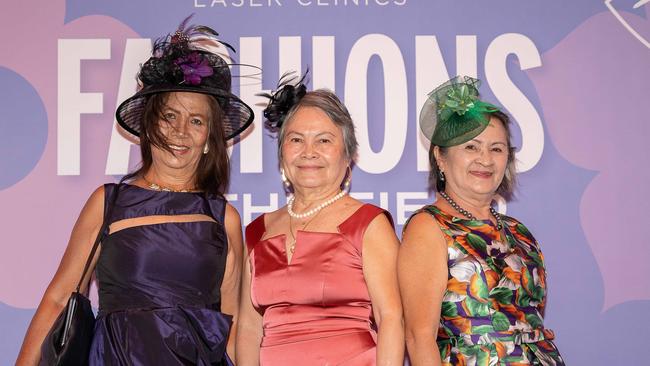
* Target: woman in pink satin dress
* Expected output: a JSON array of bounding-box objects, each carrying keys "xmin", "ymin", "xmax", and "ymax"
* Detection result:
[{"xmin": 236, "ymin": 75, "xmax": 404, "ymax": 365}]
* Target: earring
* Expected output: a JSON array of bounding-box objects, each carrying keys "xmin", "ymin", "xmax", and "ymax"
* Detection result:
[
  {"xmin": 280, "ymin": 168, "xmax": 291, "ymax": 189},
  {"xmin": 440, "ymin": 171, "xmax": 445, "ymax": 181},
  {"xmin": 342, "ymin": 166, "xmax": 352, "ymax": 191},
  {"xmin": 203, "ymin": 144, "xmax": 209, "ymax": 154}
]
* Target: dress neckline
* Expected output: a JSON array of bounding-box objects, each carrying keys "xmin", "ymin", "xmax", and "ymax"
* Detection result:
[
  {"xmin": 260, "ymin": 203, "xmax": 372, "ymax": 266},
  {"xmin": 428, "ymin": 204, "xmax": 503, "ymax": 228},
  {"xmin": 257, "ymin": 203, "xmax": 370, "ymax": 243},
  {"xmin": 121, "ymin": 183, "xmax": 206, "ymax": 195}
]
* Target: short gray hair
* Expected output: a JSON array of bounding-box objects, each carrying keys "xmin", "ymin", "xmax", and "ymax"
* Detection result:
[{"xmin": 277, "ymin": 89, "xmax": 358, "ymax": 163}]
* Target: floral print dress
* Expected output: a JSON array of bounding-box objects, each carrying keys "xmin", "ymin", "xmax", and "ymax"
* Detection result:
[{"xmin": 417, "ymin": 205, "xmax": 565, "ymax": 365}]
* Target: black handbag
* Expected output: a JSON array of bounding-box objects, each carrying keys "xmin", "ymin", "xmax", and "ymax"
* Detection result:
[{"xmin": 39, "ymin": 185, "xmax": 119, "ymax": 366}]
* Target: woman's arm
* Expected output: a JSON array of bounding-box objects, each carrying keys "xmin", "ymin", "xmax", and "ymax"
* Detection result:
[
  {"xmin": 398, "ymin": 212, "xmax": 448, "ymax": 366},
  {"xmin": 16, "ymin": 186, "xmax": 105, "ymax": 366},
  {"xmin": 235, "ymin": 248, "xmax": 263, "ymax": 366},
  {"xmin": 363, "ymin": 213, "xmax": 405, "ymax": 366},
  {"xmin": 221, "ymin": 203, "xmax": 244, "ymax": 360}
]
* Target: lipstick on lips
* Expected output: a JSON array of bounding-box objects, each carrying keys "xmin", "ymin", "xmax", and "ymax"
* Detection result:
[
  {"xmin": 169, "ymin": 144, "xmax": 190, "ymax": 155},
  {"xmin": 469, "ymin": 170, "xmax": 493, "ymax": 179},
  {"xmin": 297, "ymin": 164, "xmax": 323, "ymax": 170}
]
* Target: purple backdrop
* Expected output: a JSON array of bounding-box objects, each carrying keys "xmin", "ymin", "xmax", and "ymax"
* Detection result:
[{"xmin": 1, "ymin": 1, "xmax": 649, "ymax": 364}]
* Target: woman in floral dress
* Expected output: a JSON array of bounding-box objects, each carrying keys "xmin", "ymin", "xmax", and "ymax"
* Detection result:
[{"xmin": 399, "ymin": 76, "xmax": 564, "ymax": 365}]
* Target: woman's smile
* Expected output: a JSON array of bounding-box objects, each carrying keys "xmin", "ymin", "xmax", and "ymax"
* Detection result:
[{"xmin": 469, "ymin": 170, "xmax": 493, "ymax": 179}]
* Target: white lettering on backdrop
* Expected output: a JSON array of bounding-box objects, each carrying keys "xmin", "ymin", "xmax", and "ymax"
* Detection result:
[
  {"xmin": 58, "ymin": 33, "xmax": 542, "ymax": 178},
  {"xmin": 57, "ymin": 39, "xmax": 110, "ymax": 175}
]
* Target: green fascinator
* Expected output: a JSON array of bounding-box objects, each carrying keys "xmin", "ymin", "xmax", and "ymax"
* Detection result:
[{"xmin": 419, "ymin": 76, "xmax": 500, "ymax": 147}]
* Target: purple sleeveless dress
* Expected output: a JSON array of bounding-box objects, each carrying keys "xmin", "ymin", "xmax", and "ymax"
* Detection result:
[{"xmin": 88, "ymin": 183, "xmax": 234, "ymax": 365}]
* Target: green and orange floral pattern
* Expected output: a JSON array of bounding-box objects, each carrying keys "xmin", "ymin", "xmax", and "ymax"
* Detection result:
[{"xmin": 419, "ymin": 205, "xmax": 565, "ymax": 365}]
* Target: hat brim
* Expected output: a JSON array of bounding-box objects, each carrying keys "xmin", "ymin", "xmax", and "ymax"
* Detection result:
[
  {"xmin": 419, "ymin": 90, "xmax": 500, "ymax": 147},
  {"xmin": 116, "ymin": 84, "xmax": 254, "ymax": 141}
]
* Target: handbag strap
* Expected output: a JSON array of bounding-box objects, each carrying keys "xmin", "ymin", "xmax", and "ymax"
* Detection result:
[{"xmin": 74, "ymin": 184, "xmax": 120, "ymax": 293}]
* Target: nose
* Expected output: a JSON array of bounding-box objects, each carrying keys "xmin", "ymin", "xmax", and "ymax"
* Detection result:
[
  {"xmin": 171, "ymin": 118, "xmax": 189, "ymax": 137},
  {"xmin": 301, "ymin": 141, "xmax": 318, "ymax": 159},
  {"xmin": 476, "ymin": 148, "xmax": 494, "ymax": 166}
]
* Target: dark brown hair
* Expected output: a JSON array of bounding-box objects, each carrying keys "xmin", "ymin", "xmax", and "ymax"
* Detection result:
[
  {"xmin": 123, "ymin": 92, "xmax": 230, "ymax": 195},
  {"xmin": 429, "ymin": 110, "xmax": 517, "ymax": 201}
]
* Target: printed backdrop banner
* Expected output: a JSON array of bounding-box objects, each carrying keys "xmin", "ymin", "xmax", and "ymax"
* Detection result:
[{"xmin": 1, "ymin": 0, "xmax": 649, "ymax": 364}]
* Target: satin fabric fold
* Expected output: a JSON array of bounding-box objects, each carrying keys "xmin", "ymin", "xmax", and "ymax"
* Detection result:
[
  {"xmin": 88, "ymin": 184, "xmax": 233, "ymax": 365},
  {"xmin": 246, "ymin": 204, "xmax": 391, "ymax": 365},
  {"xmin": 90, "ymin": 306, "xmax": 233, "ymax": 365}
]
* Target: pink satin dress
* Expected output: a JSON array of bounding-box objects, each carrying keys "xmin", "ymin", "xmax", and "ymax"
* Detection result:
[{"xmin": 245, "ymin": 204, "xmax": 391, "ymax": 365}]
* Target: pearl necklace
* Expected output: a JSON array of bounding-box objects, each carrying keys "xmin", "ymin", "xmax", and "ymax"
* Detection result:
[
  {"xmin": 287, "ymin": 191, "xmax": 347, "ymax": 219},
  {"xmin": 439, "ymin": 191, "xmax": 503, "ymax": 230},
  {"xmin": 142, "ymin": 177, "xmax": 195, "ymax": 193}
]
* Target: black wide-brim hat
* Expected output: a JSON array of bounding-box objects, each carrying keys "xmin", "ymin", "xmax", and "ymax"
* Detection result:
[
  {"xmin": 115, "ymin": 18, "xmax": 254, "ymax": 141},
  {"xmin": 116, "ymin": 78, "xmax": 254, "ymax": 141}
]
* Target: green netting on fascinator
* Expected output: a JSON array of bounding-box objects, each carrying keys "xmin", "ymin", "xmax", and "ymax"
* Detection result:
[{"xmin": 419, "ymin": 76, "xmax": 500, "ymax": 147}]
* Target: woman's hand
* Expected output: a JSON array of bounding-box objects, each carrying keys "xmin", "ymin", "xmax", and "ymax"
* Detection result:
[
  {"xmin": 363, "ymin": 212, "xmax": 405, "ymax": 366},
  {"xmin": 398, "ymin": 212, "xmax": 448, "ymax": 366},
  {"xmin": 16, "ymin": 186, "xmax": 105, "ymax": 366},
  {"xmin": 235, "ymin": 244, "xmax": 263, "ymax": 366},
  {"xmin": 221, "ymin": 203, "xmax": 244, "ymax": 360}
]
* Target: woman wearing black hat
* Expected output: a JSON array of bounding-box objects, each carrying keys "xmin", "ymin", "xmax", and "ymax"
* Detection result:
[{"xmin": 16, "ymin": 17, "xmax": 252, "ymax": 365}]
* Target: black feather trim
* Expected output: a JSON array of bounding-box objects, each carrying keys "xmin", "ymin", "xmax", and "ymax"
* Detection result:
[{"xmin": 259, "ymin": 71, "xmax": 308, "ymax": 131}]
